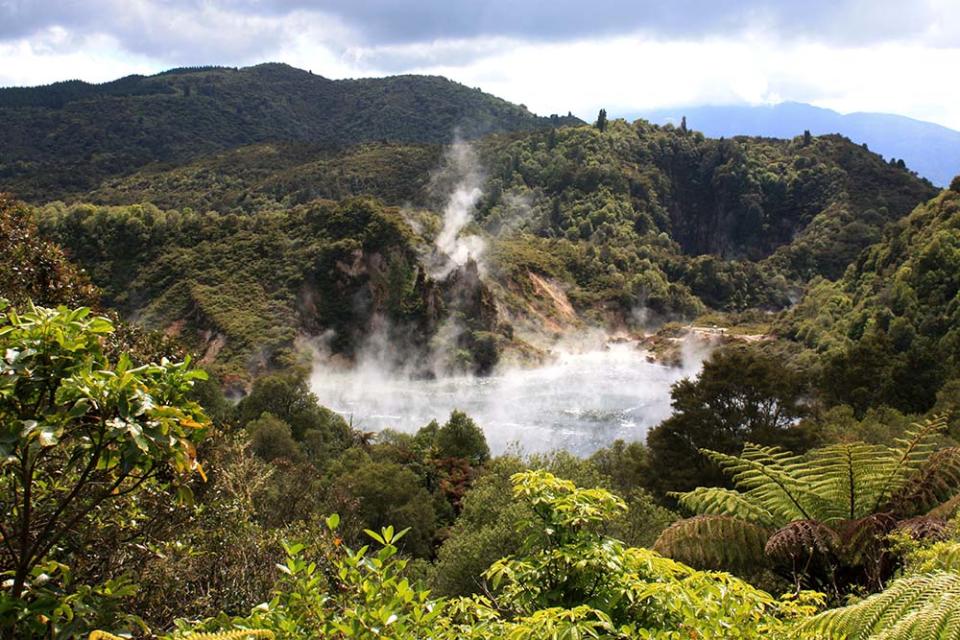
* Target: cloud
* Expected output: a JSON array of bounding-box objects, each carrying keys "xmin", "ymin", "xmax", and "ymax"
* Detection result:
[
  {"xmin": 0, "ymin": 0, "xmax": 959, "ymax": 130},
  {"xmin": 2, "ymin": 0, "xmax": 958, "ymax": 55}
]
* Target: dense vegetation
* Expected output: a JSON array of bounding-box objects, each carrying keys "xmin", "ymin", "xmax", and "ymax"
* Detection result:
[
  {"xmin": 0, "ymin": 63, "xmax": 579, "ymax": 201},
  {"xmin": 32, "ymin": 197, "xmax": 505, "ymax": 384},
  {"xmin": 2, "ymin": 65, "xmax": 959, "ymax": 638},
  {"xmin": 18, "ymin": 112, "xmax": 934, "ymax": 381},
  {"xmin": 780, "ymin": 182, "xmax": 960, "ymax": 414},
  {"xmin": 2, "ymin": 303, "xmax": 958, "ymax": 638}
]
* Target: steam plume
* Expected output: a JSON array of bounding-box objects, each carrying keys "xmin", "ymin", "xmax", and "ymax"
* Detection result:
[{"xmin": 429, "ymin": 139, "xmax": 486, "ymax": 278}]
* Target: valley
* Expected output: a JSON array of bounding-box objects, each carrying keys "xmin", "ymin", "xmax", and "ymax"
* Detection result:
[{"xmin": 2, "ymin": 56, "xmax": 959, "ymax": 640}]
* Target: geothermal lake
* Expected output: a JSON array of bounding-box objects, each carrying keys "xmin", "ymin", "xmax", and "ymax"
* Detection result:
[{"xmin": 309, "ymin": 340, "xmax": 707, "ymax": 456}]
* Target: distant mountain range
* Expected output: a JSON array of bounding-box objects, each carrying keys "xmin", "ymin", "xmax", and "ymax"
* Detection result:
[{"xmin": 628, "ymin": 102, "xmax": 960, "ymax": 187}]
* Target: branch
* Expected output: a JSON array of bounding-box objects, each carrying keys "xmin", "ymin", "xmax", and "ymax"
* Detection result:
[
  {"xmin": 26, "ymin": 464, "xmax": 156, "ymax": 567},
  {"xmin": 28, "ymin": 434, "xmax": 105, "ymax": 559}
]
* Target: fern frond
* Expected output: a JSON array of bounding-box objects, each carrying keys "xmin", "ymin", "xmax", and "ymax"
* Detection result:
[
  {"xmin": 872, "ymin": 417, "xmax": 949, "ymax": 513},
  {"xmin": 672, "ymin": 486, "xmax": 778, "ymax": 527},
  {"xmin": 764, "ymin": 519, "xmax": 839, "ymax": 568},
  {"xmin": 893, "ymin": 516, "xmax": 950, "ymax": 543},
  {"xmin": 797, "ymin": 572, "xmax": 960, "ymax": 639},
  {"xmin": 701, "ymin": 446, "xmax": 818, "ymax": 524},
  {"xmin": 653, "ymin": 515, "xmax": 769, "ymax": 571},
  {"xmin": 889, "ymin": 446, "xmax": 960, "ymax": 517},
  {"xmin": 928, "ymin": 492, "xmax": 960, "ymax": 520},
  {"xmin": 836, "ymin": 514, "xmax": 898, "ymax": 578}
]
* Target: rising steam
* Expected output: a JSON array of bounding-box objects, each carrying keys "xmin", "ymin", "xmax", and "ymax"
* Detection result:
[
  {"xmin": 429, "ymin": 139, "xmax": 486, "ymax": 279},
  {"xmin": 306, "ymin": 136, "xmax": 715, "ymax": 456},
  {"xmin": 309, "ymin": 335, "xmax": 714, "ymax": 456}
]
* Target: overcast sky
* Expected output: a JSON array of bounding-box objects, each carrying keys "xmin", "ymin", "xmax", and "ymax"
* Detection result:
[{"xmin": 2, "ymin": 0, "xmax": 958, "ymax": 129}]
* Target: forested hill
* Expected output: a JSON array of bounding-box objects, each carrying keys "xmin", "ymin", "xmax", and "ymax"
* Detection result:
[
  {"xmin": 0, "ymin": 63, "xmax": 581, "ymax": 200},
  {"xmin": 637, "ymin": 102, "xmax": 960, "ymax": 187},
  {"xmin": 779, "ymin": 180, "xmax": 960, "ymax": 414},
  {"xmin": 30, "ymin": 120, "xmax": 940, "ymax": 384}
]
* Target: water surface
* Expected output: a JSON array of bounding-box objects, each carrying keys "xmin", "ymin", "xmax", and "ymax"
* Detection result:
[{"xmin": 309, "ymin": 341, "xmax": 705, "ymax": 456}]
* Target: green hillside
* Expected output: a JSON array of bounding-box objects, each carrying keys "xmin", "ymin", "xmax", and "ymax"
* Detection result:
[
  {"xmin": 0, "ymin": 63, "xmax": 579, "ymax": 201},
  {"xmin": 780, "ymin": 181, "xmax": 960, "ymax": 413},
  {"xmin": 3, "ymin": 63, "xmax": 960, "ymax": 640}
]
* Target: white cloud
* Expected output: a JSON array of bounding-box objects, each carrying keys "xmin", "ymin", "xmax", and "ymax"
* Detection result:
[
  {"xmin": 332, "ymin": 34, "xmax": 960, "ymax": 130},
  {"xmin": 0, "ymin": 31, "xmax": 162, "ymax": 86},
  {"xmin": 1, "ymin": 15, "xmax": 958, "ymax": 132}
]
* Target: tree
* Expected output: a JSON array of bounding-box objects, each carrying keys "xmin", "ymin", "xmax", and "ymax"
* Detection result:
[
  {"xmin": 645, "ymin": 345, "xmax": 811, "ymax": 498},
  {"xmin": 237, "ymin": 372, "xmax": 352, "ymax": 461},
  {"xmin": 436, "ymin": 410, "xmax": 490, "ymax": 465},
  {"xmin": 481, "ymin": 471, "xmax": 802, "ymax": 637},
  {"xmin": 248, "ymin": 412, "xmax": 303, "ymax": 463},
  {"xmin": 654, "ymin": 418, "xmax": 960, "ymax": 598},
  {"xmin": 595, "ymin": 108, "xmax": 607, "ymax": 132},
  {"xmin": 0, "ymin": 195, "xmax": 98, "ymax": 308},
  {"xmin": 335, "ymin": 462, "xmax": 437, "ymax": 558},
  {"xmin": 0, "ymin": 302, "xmax": 209, "ymax": 638}
]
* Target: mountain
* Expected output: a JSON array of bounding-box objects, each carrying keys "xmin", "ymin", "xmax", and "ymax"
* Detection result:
[
  {"xmin": 0, "ymin": 64, "xmax": 938, "ymax": 381},
  {"xmin": 630, "ymin": 102, "xmax": 960, "ymax": 187},
  {"xmin": 33, "ymin": 120, "xmax": 937, "ymax": 381},
  {"xmin": 779, "ymin": 182, "xmax": 960, "ymax": 413},
  {"xmin": 0, "ymin": 63, "xmax": 580, "ymax": 201}
]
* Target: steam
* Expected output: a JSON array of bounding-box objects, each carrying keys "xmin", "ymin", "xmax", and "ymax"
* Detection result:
[
  {"xmin": 304, "ymin": 135, "xmax": 718, "ymax": 457},
  {"xmin": 429, "ymin": 139, "xmax": 486, "ymax": 279},
  {"xmin": 309, "ymin": 334, "xmax": 714, "ymax": 456}
]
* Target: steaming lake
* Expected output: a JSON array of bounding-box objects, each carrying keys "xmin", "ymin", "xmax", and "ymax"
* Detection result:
[{"xmin": 309, "ymin": 341, "xmax": 706, "ymax": 456}]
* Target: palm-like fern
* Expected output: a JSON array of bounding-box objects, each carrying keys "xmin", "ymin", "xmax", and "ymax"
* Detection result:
[
  {"xmin": 797, "ymin": 572, "xmax": 960, "ymax": 639},
  {"xmin": 654, "ymin": 418, "xmax": 959, "ymax": 594}
]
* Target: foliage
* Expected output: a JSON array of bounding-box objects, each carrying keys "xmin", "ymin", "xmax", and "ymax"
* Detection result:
[
  {"xmin": 0, "ymin": 302, "xmax": 210, "ymax": 638},
  {"xmin": 432, "ymin": 410, "xmax": 490, "ymax": 465},
  {"xmin": 645, "ymin": 344, "xmax": 813, "ymax": 497},
  {"xmin": 248, "ymin": 413, "xmax": 303, "ymax": 463},
  {"xmin": 129, "ymin": 434, "xmax": 289, "ymax": 628},
  {"xmin": 238, "ymin": 372, "xmax": 352, "ymax": 457},
  {"xmin": 0, "ymin": 63, "xmax": 577, "ymax": 201},
  {"xmin": 655, "ymin": 417, "xmax": 960, "ymax": 597},
  {"xmin": 180, "ymin": 472, "xmax": 810, "ymax": 639},
  {"xmin": 780, "ymin": 187, "xmax": 960, "ymax": 414},
  {"xmin": 36, "ymin": 196, "xmax": 507, "ymax": 380},
  {"xmin": 799, "ymin": 571, "xmax": 960, "ymax": 639},
  {"xmin": 333, "ymin": 462, "xmax": 437, "ymax": 558},
  {"xmin": 178, "ymin": 518, "xmax": 444, "ymax": 640},
  {"xmin": 0, "ymin": 195, "xmax": 97, "ymax": 307}
]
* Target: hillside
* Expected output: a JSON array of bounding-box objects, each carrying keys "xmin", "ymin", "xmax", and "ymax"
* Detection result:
[
  {"xmin": 635, "ymin": 102, "xmax": 960, "ymax": 187},
  {"xmin": 1, "ymin": 63, "xmax": 938, "ymax": 382},
  {"xmin": 0, "ymin": 63, "xmax": 580, "ymax": 201},
  {"xmin": 32, "ymin": 119, "xmax": 938, "ymax": 381},
  {"xmin": 779, "ymin": 181, "xmax": 960, "ymax": 413}
]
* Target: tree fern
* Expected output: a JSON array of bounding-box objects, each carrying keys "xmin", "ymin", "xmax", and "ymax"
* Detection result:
[
  {"xmin": 764, "ymin": 519, "xmax": 839, "ymax": 568},
  {"xmin": 653, "ymin": 515, "xmax": 770, "ymax": 571},
  {"xmin": 891, "ymin": 447, "xmax": 960, "ymax": 516},
  {"xmin": 701, "ymin": 445, "xmax": 817, "ymax": 524},
  {"xmin": 658, "ymin": 418, "xmax": 959, "ymax": 594},
  {"xmin": 674, "ymin": 486, "xmax": 778, "ymax": 527},
  {"xmin": 798, "ymin": 572, "xmax": 960, "ymax": 639}
]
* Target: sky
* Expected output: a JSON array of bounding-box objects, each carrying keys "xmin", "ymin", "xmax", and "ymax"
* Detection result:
[{"xmin": 1, "ymin": 0, "xmax": 959, "ymax": 129}]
